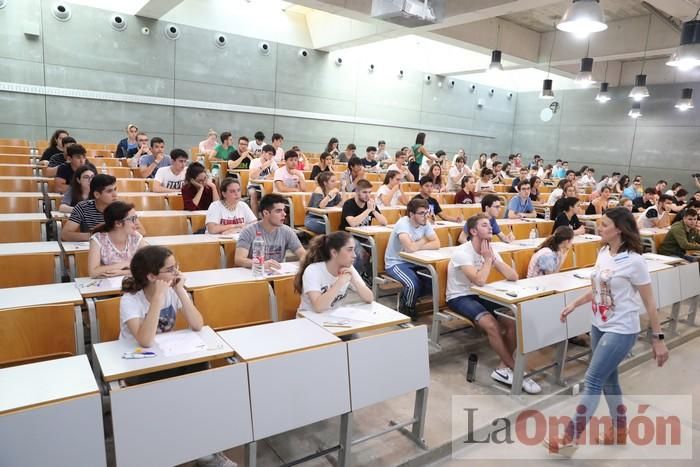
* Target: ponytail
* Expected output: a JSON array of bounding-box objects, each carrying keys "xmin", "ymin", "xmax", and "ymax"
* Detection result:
[{"xmin": 293, "ymin": 231, "xmax": 352, "ymax": 294}]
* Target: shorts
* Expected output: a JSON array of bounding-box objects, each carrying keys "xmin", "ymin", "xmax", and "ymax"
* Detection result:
[{"xmin": 447, "ymin": 294, "xmax": 502, "ymax": 322}]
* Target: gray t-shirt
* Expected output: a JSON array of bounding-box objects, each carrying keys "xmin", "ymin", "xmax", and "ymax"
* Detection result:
[
  {"xmin": 237, "ymin": 221, "xmax": 302, "ymax": 263},
  {"xmin": 139, "ymin": 155, "xmax": 172, "ymax": 178}
]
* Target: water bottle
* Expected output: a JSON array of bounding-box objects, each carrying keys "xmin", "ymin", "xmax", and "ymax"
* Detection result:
[
  {"xmin": 101, "ymin": 162, "xmax": 107, "ymax": 174},
  {"xmin": 529, "ymin": 227, "xmax": 538, "ymax": 239},
  {"xmin": 211, "ymin": 164, "xmax": 220, "ymax": 179},
  {"xmin": 197, "ymin": 155, "xmax": 205, "ymax": 165},
  {"xmin": 544, "ymin": 207, "xmax": 550, "ymax": 220},
  {"xmin": 251, "ymin": 231, "xmax": 265, "ymax": 278},
  {"xmin": 466, "ymin": 353, "xmax": 478, "ymax": 382}
]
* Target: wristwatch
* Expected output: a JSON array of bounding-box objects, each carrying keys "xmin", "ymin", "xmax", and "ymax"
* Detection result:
[{"xmin": 652, "ymin": 332, "xmax": 665, "ymax": 341}]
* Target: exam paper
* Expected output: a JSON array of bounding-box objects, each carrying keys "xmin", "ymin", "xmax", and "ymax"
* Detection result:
[
  {"xmin": 154, "ymin": 332, "xmax": 206, "ymax": 357},
  {"xmin": 330, "ymin": 306, "xmax": 386, "ymax": 324}
]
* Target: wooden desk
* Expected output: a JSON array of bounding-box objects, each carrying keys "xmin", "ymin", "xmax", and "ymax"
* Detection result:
[
  {"xmin": 0, "ymin": 212, "xmax": 49, "ymax": 242},
  {"xmin": 0, "ymin": 241, "xmax": 62, "ymax": 286},
  {"xmin": 0, "ymin": 355, "xmax": 107, "ymax": 466},
  {"xmin": 183, "ymin": 262, "xmax": 299, "ymax": 290},
  {"xmin": 0, "ymin": 192, "xmax": 58, "ymax": 214},
  {"xmin": 0, "ymin": 282, "xmax": 83, "ymax": 309},
  {"xmin": 299, "ymin": 301, "xmax": 409, "ymax": 336},
  {"xmin": 307, "ymin": 206, "xmax": 343, "ymax": 234},
  {"xmin": 640, "ymin": 227, "xmax": 670, "ymax": 253},
  {"xmin": 0, "ymin": 175, "xmax": 51, "ymax": 193}
]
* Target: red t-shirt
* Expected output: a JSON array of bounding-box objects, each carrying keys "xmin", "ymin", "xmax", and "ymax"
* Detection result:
[
  {"xmin": 181, "ymin": 183, "xmax": 214, "ymax": 211},
  {"xmin": 454, "ymin": 189, "xmax": 475, "ymax": 204}
]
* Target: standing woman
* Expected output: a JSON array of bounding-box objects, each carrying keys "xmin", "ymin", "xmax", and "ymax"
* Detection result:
[
  {"xmin": 409, "ymin": 132, "xmax": 437, "ymax": 182},
  {"xmin": 586, "ymin": 185, "xmax": 612, "ymax": 215},
  {"xmin": 325, "ymin": 137, "xmax": 340, "ymax": 158},
  {"xmin": 304, "ymin": 172, "xmax": 343, "ymax": 234},
  {"xmin": 547, "ymin": 208, "xmax": 669, "ymax": 453},
  {"xmin": 376, "ymin": 170, "xmax": 410, "ymax": 208},
  {"xmin": 472, "ymin": 153, "xmax": 487, "ymax": 175},
  {"xmin": 59, "ymin": 165, "xmax": 95, "ymax": 213},
  {"xmin": 41, "ymin": 129, "xmax": 69, "ymax": 161},
  {"xmin": 88, "ymin": 201, "xmax": 147, "ymax": 278},
  {"xmin": 294, "ymin": 231, "xmax": 373, "ymax": 313},
  {"xmin": 310, "ymin": 152, "xmax": 334, "ymax": 181},
  {"xmin": 115, "ymin": 123, "xmax": 139, "ymax": 158},
  {"xmin": 181, "ymin": 162, "xmax": 219, "ymax": 211}
]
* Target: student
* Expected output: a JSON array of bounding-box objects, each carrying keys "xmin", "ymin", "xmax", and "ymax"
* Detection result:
[
  {"xmin": 632, "ymin": 187, "xmax": 656, "ymax": 212},
  {"xmin": 59, "ymin": 165, "xmax": 96, "ymax": 213},
  {"xmin": 137, "ymin": 137, "xmax": 171, "ymax": 178},
  {"xmin": 47, "ymin": 136, "xmax": 77, "ymax": 176},
  {"xmin": 227, "ymin": 136, "xmax": 252, "ymax": 171},
  {"xmin": 452, "ymin": 148, "xmax": 467, "ymax": 165},
  {"xmin": 153, "ymin": 149, "xmax": 187, "ymax": 193},
  {"xmin": 205, "ymin": 178, "xmax": 256, "ymax": 234},
  {"xmin": 527, "ymin": 226, "xmax": 574, "ymax": 277},
  {"xmin": 324, "ymin": 137, "xmax": 340, "ymax": 157},
  {"xmin": 384, "ymin": 198, "xmax": 440, "ymax": 318},
  {"xmin": 594, "ymin": 175, "xmax": 610, "ymax": 194},
  {"xmin": 637, "ymin": 194, "xmax": 674, "ymax": 229},
  {"xmin": 614, "ymin": 174, "xmax": 630, "ymax": 195},
  {"xmin": 447, "ymin": 214, "xmax": 540, "ymax": 393},
  {"xmin": 413, "ymin": 176, "xmax": 463, "ymax": 223},
  {"xmin": 528, "ymin": 176, "xmax": 543, "ymax": 203},
  {"xmin": 387, "ymin": 151, "xmax": 414, "ymax": 182},
  {"xmin": 248, "ymin": 144, "xmax": 279, "ymax": 213},
  {"xmin": 659, "ymin": 208, "xmax": 700, "ymax": 260},
  {"xmin": 625, "ymin": 176, "xmax": 643, "ymax": 199},
  {"xmin": 654, "ymin": 180, "xmax": 668, "ymax": 196},
  {"xmin": 672, "ymin": 199, "xmax": 700, "ymax": 224},
  {"xmin": 337, "ymin": 143, "xmax": 356, "ymax": 163},
  {"xmin": 248, "ymin": 131, "xmax": 265, "ymax": 156},
  {"xmin": 552, "ymin": 159, "xmax": 566, "ymax": 179},
  {"xmin": 491, "ymin": 161, "xmax": 506, "ymax": 184},
  {"xmin": 426, "ymin": 163, "xmax": 444, "ymax": 191},
  {"xmin": 376, "ymin": 140, "xmax": 391, "ymax": 163},
  {"xmin": 41, "ymin": 129, "xmax": 69, "ymax": 161},
  {"xmin": 547, "ymin": 180, "xmax": 569, "ymax": 205},
  {"xmin": 340, "ymin": 156, "xmax": 366, "ymax": 193},
  {"xmin": 235, "ymin": 193, "xmax": 306, "ymax": 270},
  {"xmin": 447, "ymin": 156, "xmax": 471, "ymax": 191},
  {"xmin": 88, "ymin": 201, "xmax": 147, "ymax": 278},
  {"xmin": 506, "ymin": 181, "xmax": 536, "ymax": 219},
  {"xmin": 273, "ymin": 150, "xmax": 306, "ymax": 192},
  {"xmin": 549, "ymin": 208, "xmax": 668, "ymax": 453},
  {"xmin": 580, "ymin": 167, "xmax": 596, "ymax": 188},
  {"xmin": 361, "ymin": 146, "xmax": 379, "ymax": 171},
  {"xmin": 115, "ymin": 123, "xmax": 139, "ymax": 158},
  {"xmin": 458, "ymin": 194, "xmax": 514, "ymax": 244},
  {"xmin": 553, "ymin": 197, "xmax": 586, "ymax": 235},
  {"xmin": 271, "ymin": 133, "xmax": 285, "ymax": 163},
  {"xmin": 486, "ymin": 152, "xmax": 498, "ymax": 170},
  {"xmin": 585, "ymin": 185, "xmax": 612, "ymax": 215},
  {"xmin": 551, "ymin": 184, "xmax": 578, "ymax": 220},
  {"xmin": 181, "ymin": 162, "xmax": 219, "ymax": 211},
  {"xmin": 339, "ymin": 179, "xmax": 388, "ymax": 277},
  {"xmin": 118, "ymin": 247, "xmax": 235, "ymax": 467},
  {"xmin": 291, "ymin": 146, "xmax": 307, "ymax": 171},
  {"xmin": 410, "ymin": 132, "xmax": 437, "ymax": 182},
  {"xmin": 304, "ymin": 172, "xmax": 343, "ymax": 234},
  {"xmin": 294, "ymin": 231, "xmax": 374, "ymax": 313},
  {"xmin": 55, "ymin": 144, "xmax": 88, "ymax": 194},
  {"xmin": 619, "ymin": 197, "xmax": 634, "ymax": 212},
  {"xmin": 61, "ymin": 174, "xmax": 119, "ymax": 242},
  {"xmin": 310, "ymin": 152, "xmax": 333, "ymax": 181},
  {"xmin": 198, "ymin": 129, "xmax": 218, "ymax": 155},
  {"xmin": 376, "ymin": 170, "xmax": 409, "ymax": 208},
  {"xmin": 510, "ymin": 167, "xmax": 529, "ymax": 193},
  {"xmin": 471, "ymin": 153, "xmax": 487, "ymax": 175},
  {"xmin": 454, "ymin": 176, "xmax": 477, "ymax": 205},
  {"xmin": 208, "ymin": 131, "xmax": 235, "ymax": 162}
]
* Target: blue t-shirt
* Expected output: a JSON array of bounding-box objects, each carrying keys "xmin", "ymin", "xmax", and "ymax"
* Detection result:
[
  {"xmin": 506, "ymin": 195, "xmax": 533, "ymax": 218},
  {"xmin": 385, "ymin": 217, "xmax": 436, "ymax": 269},
  {"xmin": 462, "ymin": 216, "xmax": 501, "ymax": 239}
]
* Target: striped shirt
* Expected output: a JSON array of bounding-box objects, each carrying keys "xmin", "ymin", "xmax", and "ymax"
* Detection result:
[{"xmin": 69, "ymin": 200, "xmax": 105, "ymax": 232}]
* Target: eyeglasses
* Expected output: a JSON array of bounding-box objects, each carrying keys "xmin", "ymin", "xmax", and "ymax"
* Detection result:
[
  {"xmin": 123, "ymin": 215, "xmax": 139, "ymax": 223},
  {"xmin": 160, "ymin": 263, "xmax": 180, "ymax": 274},
  {"xmin": 415, "ymin": 210, "xmax": 429, "ymax": 216},
  {"xmin": 80, "ymin": 174, "xmax": 94, "ymax": 180}
]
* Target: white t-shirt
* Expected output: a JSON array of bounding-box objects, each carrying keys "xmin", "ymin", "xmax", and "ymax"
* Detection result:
[
  {"xmin": 447, "ymin": 166, "xmax": 466, "ymax": 191},
  {"xmin": 154, "ymin": 166, "xmax": 185, "ymax": 191},
  {"xmin": 446, "ymin": 242, "xmax": 504, "ymax": 301},
  {"xmin": 249, "ymin": 157, "xmax": 278, "ymax": 180},
  {"xmin": 119, "ymin": 288, "xmax": 182, "ymax": 343},
  {"xmin": 248, "ymin": 140, "xmax": 265, "ymax": 156},
  {"xmin": 274, "ymin": 166, "xmax": 301, "ymax": 189},
  {"xmin": 376, "ymin": 185, "xmax": 402, "ymax": 208},
  {"xmin": 547, "ymin": 188, "xmax": 564, "ymax": 205},
  {"xmin": 590, "ymin": 247, "xmax": 651, "ymax": 334},
  {"xmin": 298, "ymin": 262, "xmax": 363, "ymax": 312},
  {"xmin": 274, "ymin": 147, "xmax": 285, "ymax": 163},
  {"xmin": 205, "ymin": 200, "xmax": 256, "ymax": 232},
  {"xmin": 637, "ymin": 205, "xmax": 666, "ymax": 229}
]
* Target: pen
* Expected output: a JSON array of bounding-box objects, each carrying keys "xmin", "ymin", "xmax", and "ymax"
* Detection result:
[{"xmin": 323, "ymin": 322, "xmax": 353, "ymax": 328}]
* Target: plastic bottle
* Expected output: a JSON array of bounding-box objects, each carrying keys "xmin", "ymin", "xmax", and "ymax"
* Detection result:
[
  {"xmin": 529, "ymin": 227, "xmax": 537, "ymax": 239},
  {"xmin": 251, "ymin": 231, "xmax": 265, "ymax": 278},
  {"xmin": 101, "ymin": 162, "xmax": 107, "ymax": 174},
  {"xmin": 211, "ymin": 164, "xmax": 220, "ymax": 179},
  {"xmin": 544, "ymin": 207, "xmax": 550, "ymax": 221},
  {"xmin": 197, "ymin": 155, "xmax": 205, "ymax": 165},
  {"xmin": 466, "ymin": 353, "xmax": 478, "ymax": 382}
]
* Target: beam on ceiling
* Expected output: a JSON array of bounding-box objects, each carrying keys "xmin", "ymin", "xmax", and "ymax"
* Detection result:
[{"xmin": 136, "ymin": 0, "xmax": 186, "ymax": 19}]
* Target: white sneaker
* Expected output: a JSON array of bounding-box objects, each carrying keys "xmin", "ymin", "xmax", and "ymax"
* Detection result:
[
  {"xmin": 522, "ymin": 376, "xmax": 542, "ymax": 394},
  {"xmin": 490, "ymin": 367, "xmax": 513, "ymax": 386},
  {"xmin": 197, "ymin": 452, "xmax": 237, "ymax": 467}
]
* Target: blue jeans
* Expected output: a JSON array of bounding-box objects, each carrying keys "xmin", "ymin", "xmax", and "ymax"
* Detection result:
[
  {"xmin": 386, "ymin": 262, "xmax": 432, "ymax": 308},
  {"xmin": 304, "ymin": 215, "xmax": 326, "ymax": 234},
  {"xmin": 566, "ymin": 325, "xmax": 637, "ymax": 439}
]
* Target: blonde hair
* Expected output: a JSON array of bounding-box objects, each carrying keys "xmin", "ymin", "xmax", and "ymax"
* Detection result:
[
  {"xmin": 207, "ymin": 129, "xmax": 217, "ymax": 137},
  {"xmin": 126, "ymin": 123, "xmax": 138, "ymax": 132}
]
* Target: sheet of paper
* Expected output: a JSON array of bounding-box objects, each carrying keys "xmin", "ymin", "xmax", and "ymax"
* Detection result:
[
  {"xmin": 330, "ymin": 306, "xmax": 387, "ymax": 324},
  {"xmin": 154, "ymin": 332, "xmax": 206, "ymax": 357}
]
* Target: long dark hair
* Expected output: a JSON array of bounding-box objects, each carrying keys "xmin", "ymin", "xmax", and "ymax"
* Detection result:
[
  {"xmin": 604, "ymin": 207, "xmax": 643, "ymax": 254},
  {"xmin": 537, "ymin": 226, "xmax": 574, "ymax": 253},
  {"xmin": 92, "ymin": 201, "xmax": 134, "ymax": 234},
  {"xmin": 429, "ymin": 163, "xmax": 442, "ymax": 186},
  {"xmin": 122, "ymin": 246, "xmax": 173, "ymax": 294},
  {"xmin": 294, "ymin": 231, "xmax": 352, "ymax": 294},
  {"xmin": 325, "ymin": 137, "xmax": 339, "ymax": 153},
  {"xmin": 415, "ymin": 132, "xmax": 426, "ymax": 145},
  {"xmin": 68, "ymin": 165, "xmax": 95, "ymax": 206},
  {"xmin": 49, "ymin": 129, "xmax": 69, "ymax": 149},
  {"xmin": 383, "ymin": 170, "xmax": 400, "ymax": 185},
  {"xmin": 185, "ymin": 161, "xmax": 206, "ymax": 184},
  {"xmin": 316, "ymin": 171, "xmax": 334, "ymax": 195},
  {"xmin": 618, "ymin": 175, "xmax": 630, "ymax": 189}
]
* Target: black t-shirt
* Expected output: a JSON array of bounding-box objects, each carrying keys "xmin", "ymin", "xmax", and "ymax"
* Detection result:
[
  {"xmin": 412, "ymin": 194, "xmax": 442, "ymax": 216},
  {"xmin": 632, "ymin": 197, "xmax": 653, "ymax": 212},
  {"xmin": 310, "ymin": 165, "xmax": 330, "ymax": 181},
  {"xmin": 56, "ymin": 163, "xmax": 75, "ymax": 183},
  {"xmin": 48, "ymin": 152, "xmax": 67, "ymax": 168},
  {"xmin": 361, "ymin": 158, "xmax": 378, "ymax": 169},
  {"xmin": 552, "ymin": 213, "xmax": 581, "ymax": 233},
  {"xmin": 339, "ymin": 198, "xmax": 381, "ymax": 231},
  {"xmin": 41, "ymin": 146, "xmax": 61, "ymax": 161},
  {"xmin": 228, "ymin": 150, "xmax": 251, "ymax": 170}
]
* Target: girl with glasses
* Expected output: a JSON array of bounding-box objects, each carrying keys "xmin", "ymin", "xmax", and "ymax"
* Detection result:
[
  {"xmin": 88, "ymin": 201, "xmax": 147, "ymax": 278},
  {"xmin": 59, "ymin": 165, "xmax": 96, "ymax": 213}
]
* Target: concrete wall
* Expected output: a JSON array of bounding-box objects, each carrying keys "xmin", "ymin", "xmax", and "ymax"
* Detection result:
[
  {"xmin": 0, "ymin": 0, "xmax": 515, "ymax": 158},
  {"xmin": 512, "ymin": 82, "xmax": 700, "ymax": 186}
]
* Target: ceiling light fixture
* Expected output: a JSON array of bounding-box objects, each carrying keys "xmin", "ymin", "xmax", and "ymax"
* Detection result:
[
  {"xmin": 540, "ymin": 23, "xmax": 556, "ymax": 99},
  {"xmin": 628, "ymin": 102, "xmax": 642, "ymax": 118},
  {"xmin": 675, "ymin": 87, "xmax": 694, "ymax": 111},
  {"xmin": 666, "ymin": 14, "xmax": 700, "ymax": 71},
  {"xmin": 487, "ymin": 22, "xmax": 504, "ymax": 73},
  {"xmin": 595, "ymin": 61, "xmax": 611, "ymax": 102},
  {"xmin": 629, "ymin": 15, "xmax": 652, "ymax": 101},
  {"xmin": 576, "ymin": 38, "xmax": 595, "ymax": 85},
  {"xmin": 557, "ymin": 0, "xmax": 607, "ymax": 38}
]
